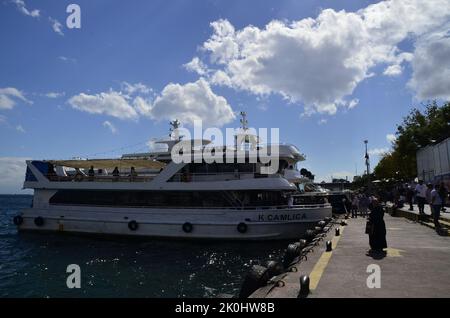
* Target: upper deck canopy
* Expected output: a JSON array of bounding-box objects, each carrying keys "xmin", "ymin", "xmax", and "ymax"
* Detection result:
[{"xmin": 48, "ymin": 159, "xmax": 166, "ymax": 170}]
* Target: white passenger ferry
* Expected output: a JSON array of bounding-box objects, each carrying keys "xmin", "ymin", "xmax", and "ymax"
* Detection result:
[{"xmin": 15, "ymin": 114, "xmax": 331, "ymax": 240}]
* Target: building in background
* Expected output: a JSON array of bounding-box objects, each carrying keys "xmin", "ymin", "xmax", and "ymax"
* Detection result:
[
  {"xmin": 416, "ymin": 137, "xmax": 450, "ymax": 187},
  {"xmin": 319, "ymin": 178, "xmax": 352, "ymax": 192}
]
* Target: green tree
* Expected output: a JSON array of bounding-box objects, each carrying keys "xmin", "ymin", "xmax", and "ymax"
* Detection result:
[{"xmin": 374, "ymin": 101, "xmax": 450, "ymax": 181}]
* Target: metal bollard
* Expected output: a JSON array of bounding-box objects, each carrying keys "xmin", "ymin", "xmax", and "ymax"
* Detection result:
[
  {"xmin": 326, "ymin": 240, "xmax": 332, "ymax": 252},
  {"xmin": 298, "ymin": 275, "xmax": 310, "ymax": 298},
  {"xmin": 335, "ymin": 228, "xmax": 340, "ymax": 236}
]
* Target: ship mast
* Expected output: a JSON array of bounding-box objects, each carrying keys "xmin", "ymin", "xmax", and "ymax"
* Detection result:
[
  {"xmin": 240, "ymin": 111, "xmax": 248, "ymax": 131},
  {"xmin": 169, "ymin": 119, "xmax": 182, "ymax": 141}
]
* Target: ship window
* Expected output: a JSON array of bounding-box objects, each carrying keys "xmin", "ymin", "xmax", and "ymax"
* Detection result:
[
  {"xmin": 49, "ymin": 190, "xmax": 234, "ymax": 208},
  {"xmin": 48, "ymin": 190, "xmax": 286, "ymax": 208}
]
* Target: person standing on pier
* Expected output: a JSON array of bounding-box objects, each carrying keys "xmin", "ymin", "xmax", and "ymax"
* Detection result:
[
  {"xmin": 431, "ymin": 184, "xmax": 442, "ymax": 230},
  {"xmin": 406, "ymin": 184, "xmax": 414, "ymax": 211},
  {"xmin": 366, "ymin": 197, "xmax": 387, "ymax": 255},
  {"xmin": 88, "ymin": 165, "xmax": 95, "ymax": 182},
  {"xmin": 359, "ymin": 193, "xmax": 370, "ymax": 218},
  {"xmin": 351, "ymin": 195, "xmax": 359, "ymax": 218},
  {"xmin": 415, "ymin": 180, "xmax": 427, "ymax": 215}
]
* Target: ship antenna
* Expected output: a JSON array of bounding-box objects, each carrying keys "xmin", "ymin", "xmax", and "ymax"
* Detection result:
[
  {"xmin": 240, "ymin": 111, "xmax": 248, "ymax": 131},
  {"xmin": 169, "ymin": 119, "xmax": 182, "ymax": 140}
]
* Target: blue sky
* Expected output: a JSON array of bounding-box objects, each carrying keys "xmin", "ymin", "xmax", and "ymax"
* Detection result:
[{"xmin": 1, "ymin": 0, "xmax": 449, "ymax": 193}]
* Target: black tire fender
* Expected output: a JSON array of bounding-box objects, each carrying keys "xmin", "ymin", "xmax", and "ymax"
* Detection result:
[
  {"xmin": 34, "ymin": 216, "xmax": 44, "ymax": 227},
  {"xmin": 182, "ymin": 222, "xmax": 193, "ymax": 233},
  {"xmin": 128, "ymin": 220, "xmax": 139, "ymax": 231},
  {"xmin": 237, "ymin": 222, "xmax": 247, "ymax": 233},
  {"xmin": 13, "ymin": 215, "xmax": 23, "ymax": 226}
]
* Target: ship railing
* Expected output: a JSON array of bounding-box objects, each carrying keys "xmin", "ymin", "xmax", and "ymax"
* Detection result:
[{"xmin": 46, "ymin": 174, "xmax": 157, "ymax": 182}]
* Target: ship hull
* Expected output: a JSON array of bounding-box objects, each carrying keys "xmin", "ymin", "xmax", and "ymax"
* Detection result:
[{"xmin": 18, "ymin": 205, "xmax": 332, "ymax": 240}]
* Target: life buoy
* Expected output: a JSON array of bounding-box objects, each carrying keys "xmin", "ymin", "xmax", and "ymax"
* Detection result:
[
  {"xmin": 13, "ymin": 215, "xmax": 23, "ymax": 226},
  {"xmin": 34, "ymin": 216, "xmax": 44, "ymax": 227},
  {"xmin": 128, "ymin": 220, "xmax": 138, "ymax": 231},
  {"xmin": 237, "ymin": 222, "xmax": 247, "ymax": 233},
  {"xmin": 182, "ymin": 222, "xmax": 193, "ymax": 233}
]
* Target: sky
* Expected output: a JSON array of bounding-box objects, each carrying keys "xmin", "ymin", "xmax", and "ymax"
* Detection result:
[{"xmin": 0, "ymin": 0, "xmax": 449, "ymax": 193}]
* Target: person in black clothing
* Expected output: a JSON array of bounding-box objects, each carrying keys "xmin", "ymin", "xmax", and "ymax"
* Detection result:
[
  {"xmin": 129, "ymin": 166, "xmax": 138, "ymax": 181},
  {"xmin": 88, "ymin": 166, "xmax": 95, "ymax": 181},
  {"xmin": 342, "ymin": 195, "xmax": 352, "ymax": 217},
  {"xmin": 406, "ymin": 184, "xmax": 414, "ymax": 211},
  {"xmin": 367, "ymin": 197, "xmax": 387, "ymax": 256},
  {"xmin": 112, "ymin": 166, "xmax": 120, "ymax": 181}
]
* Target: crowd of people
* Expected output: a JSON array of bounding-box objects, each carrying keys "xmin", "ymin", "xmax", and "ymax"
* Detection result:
[
  {"xmin": 389, "ymin": 181, "xmax": 449, "ymax": 229},
  {"xmin": 341, "ymin": 179, "xmax": 449, "ymax": 257}
]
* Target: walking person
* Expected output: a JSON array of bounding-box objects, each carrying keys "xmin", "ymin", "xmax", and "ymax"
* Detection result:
[
  {"xmin": 351, "ymin": 194, "xmax": 359, "ymax": 218},
  {"xmin": 343, "ymin": 194, "xmax": 352, "ymax": 218},
  {"xmin": 426, "ymin": 183, "xmax": 433, "ymax": 214},
  {"xmin": 359, "ymin": 193, "xmax": 370, "ymax": 217},
  {"xmin": 415, "ymin": 180, "xmax": 427, "ymax": 215},
  {"xmin": 366, "ymin": 197, "xmax": 387, "ymax": 256},
  {"xmin": 406, "ymin": 184, "xmax": 414, "ymax": 211},
  {"xmin": 431, "ymin": 184, "xmax": 442, "ymax": 231}
]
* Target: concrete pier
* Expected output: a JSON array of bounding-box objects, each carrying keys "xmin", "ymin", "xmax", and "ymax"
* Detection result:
[
  {"xmin": 251, "ymin": 213, "xmax": 450, "ymax": 298},
  {"xmin": 392, "ymin": 204, "xmax": 450, "ymax": 233}
]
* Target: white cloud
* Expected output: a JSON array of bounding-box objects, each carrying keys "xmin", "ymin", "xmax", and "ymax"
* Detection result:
[
  {"xmin": 45, "ymin": 92, "xmax": 65, "ymax": 98},
  {"xmin": 0, "ymin": 157, "xmax": 31, "ymax": 194},
  {"xmin": 121, "ymin": 82, "xmax": 152, "ymax": 96},
  {"xmin": 102, "ymin": 121, "xmax": 117, "ymax": 134},
  {"xmin": 68, "ymin": 91, "xmax": 139, "ymax": 120},
  {"xmin": 68, "ymin": 79, "xmax": 235, "ymax": 126},
  {"xmin": 383, "ymin": 64, "xmax": 402, "ymax": 76},
  {"xmin": 183, "ymin": 57, "xmax": 209, "ymax": 76},
  {"xmin": 386, "ymin": 133, "xmax": 396, "ymax": 143},
  {"xmin": 368, "ymin": 147, "xmax": 389, "ymax": 156},
  {"xmin": 0, "ymin": 87, "xmax": 32, "ymax": 110},
  {"xmin": 12, "ymin": 0, "xmax": 40, "ymax": 18},
  {"xmin": 408, "ymin": 29, "xmax": 450, "ymax": 100},
  {"xmin": 132, "ymin": 96, "xmax": 152, "ymax": 116},
  {"xmin": 0, "ymin": 115, "xmax": 7, "ymax": 124},
  {"xmin": 49, "ymin": 17, "xmax": 64, "ymax": 36},
  {"xmin": 194, "ymin": 0, "xmax": 450, "ymax": 114},
  {"xmin": 150, "ymin": 78, "xmax": 235, "ymax": 126},
  {"xmin": 16, "ymin": 125, "xmax": 25, "ymax": 133},
  {"xmin": 58, "ymin": 56, "xmax": 77, "ymax": 63},
  {"xmin": 318, "ymin": 118, "xmax": 327, "ymax": 125},
  {"xmin": 348, "ymin": 98, "xmax": 359, "ymax": 109}
]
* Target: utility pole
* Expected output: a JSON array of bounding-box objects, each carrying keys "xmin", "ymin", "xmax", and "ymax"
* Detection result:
[
  {"xmin": 364, "ymin": 140, "xmax": 371, "ymax": 194},
  {"xmin": 364, "ymin": 140, "xmax": 370, "ymax": 175}
]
